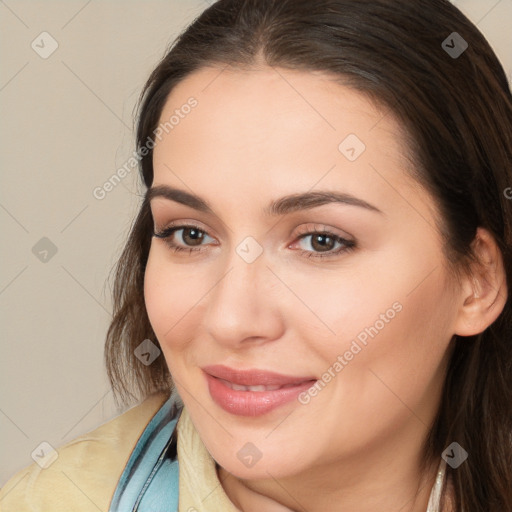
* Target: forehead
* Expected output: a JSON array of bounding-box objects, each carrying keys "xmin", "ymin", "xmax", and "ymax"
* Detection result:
[
  {"xmin": 151, "ymin": 65, "xmax": 427, "ymax": 219},
  {"xmin": 156, "ymin": 65, "xmax": 402, "ymax": 145}
]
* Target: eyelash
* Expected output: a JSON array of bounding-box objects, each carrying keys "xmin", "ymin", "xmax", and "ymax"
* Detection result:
[{"xmin": 152, "ymin": 223, "xmax": 356, "ymax": 259}]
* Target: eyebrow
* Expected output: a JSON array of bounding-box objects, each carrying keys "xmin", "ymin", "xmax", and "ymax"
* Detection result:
[{"xmin": 146, "ymin": 185, "xmax": 384, "ymax": 216}]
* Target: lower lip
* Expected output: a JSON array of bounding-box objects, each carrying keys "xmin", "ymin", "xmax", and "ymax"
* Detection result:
[{"xmin": 205, "ymin": 373, "xmax": 316, "ymax": 417}]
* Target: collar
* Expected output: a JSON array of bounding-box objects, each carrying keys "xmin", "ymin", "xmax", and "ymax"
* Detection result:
[{"xmin": 177, "ymin": 405, "xmax": 240, "ymax": 511}]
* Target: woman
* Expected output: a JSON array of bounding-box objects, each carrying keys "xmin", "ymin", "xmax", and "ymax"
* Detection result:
[{"xmin": 1, "ymin": 0, "xmax": 511, "ymax": 511}]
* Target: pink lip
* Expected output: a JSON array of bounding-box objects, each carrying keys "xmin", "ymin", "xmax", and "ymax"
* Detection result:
[{"xmin": 202, "ymin": 365, "xmax": 317, "ymax": 416}]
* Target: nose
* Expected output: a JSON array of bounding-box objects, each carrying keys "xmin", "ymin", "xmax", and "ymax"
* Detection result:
[{"xmin": 201, "ymin": 247, "xmax": 285, "ymax": 349}]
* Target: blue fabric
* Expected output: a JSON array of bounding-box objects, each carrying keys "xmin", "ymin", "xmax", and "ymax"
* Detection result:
[{"xmin": 108, "ymin": 395, "xmax": 183, "ymax": 512}]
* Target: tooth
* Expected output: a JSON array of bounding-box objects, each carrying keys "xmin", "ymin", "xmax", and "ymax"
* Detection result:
[
  {"xmin": 247, "ymin": 385, "xmax": 267, "ymax": 392},
  {"xmin": 230, "ymin": 383, "xmax": 248, "ymax": 391},
  {"xmin": 219, "ymin": 379, "xmax": 295, "ymax": 392}
]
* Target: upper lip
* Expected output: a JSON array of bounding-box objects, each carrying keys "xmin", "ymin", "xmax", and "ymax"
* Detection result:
[{"xmin": 203, "ymin": 364, "xmax": 316, "ymax": 386}]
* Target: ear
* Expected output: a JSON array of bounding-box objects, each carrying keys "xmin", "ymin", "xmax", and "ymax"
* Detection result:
[{"xmin": 453, "ymin": 227, "xmax": 508, "ymax": 337}]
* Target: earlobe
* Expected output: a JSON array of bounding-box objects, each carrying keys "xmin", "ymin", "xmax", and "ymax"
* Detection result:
[{"xmin": 454, "ymin": 227, "xmax": 508, "ymax": 337}]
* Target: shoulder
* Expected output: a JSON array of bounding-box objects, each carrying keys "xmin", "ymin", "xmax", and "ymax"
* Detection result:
[{"xmin": 0, "ymin": 392, "xmax": 169, "ymax": 512}]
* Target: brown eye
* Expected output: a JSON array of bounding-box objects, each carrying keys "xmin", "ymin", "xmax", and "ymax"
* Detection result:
[
  {"xmin": 309, "ymin": 233, "xmax": 337, "ymax": 252},
  {"xmin": 181, "ymin": 227, "xmax": 206, "ymax": 246},
  {"xmin": 292, "ymin": 229, "xmax": 356, "ymax": 259},
  {"xmin": 152, "ymin": 224, "xmax": 215, "ymax": 253}
]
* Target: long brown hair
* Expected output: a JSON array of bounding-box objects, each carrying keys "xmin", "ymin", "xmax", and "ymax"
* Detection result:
[{"xmin": 104, "ymin": 1, "xmax": 512, "ymax": 510}]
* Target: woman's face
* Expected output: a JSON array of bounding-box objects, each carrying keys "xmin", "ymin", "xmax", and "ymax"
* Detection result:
[{"xmin": 145, "ymin": 65, "xmax": 461, "ymax": 479}]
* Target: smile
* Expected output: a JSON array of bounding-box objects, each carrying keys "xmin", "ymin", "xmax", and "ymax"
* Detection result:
[{"xmin": 202, "ymin": 365, "xmax": 317, "ymax": 416}]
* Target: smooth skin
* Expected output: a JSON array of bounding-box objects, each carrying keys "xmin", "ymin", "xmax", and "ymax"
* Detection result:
[{"xmin": 144, "ymin": 64, "xmax": 507, "ymax": 512}]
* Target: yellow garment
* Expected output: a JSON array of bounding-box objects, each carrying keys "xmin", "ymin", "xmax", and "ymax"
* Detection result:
[
  {"xmin": 0, "ymin": 392, "xmax": 240, "ymax": 512},
  {"xmin": 177, "ymin": 406, "xmax": 240, "ymax": 512},
  {"xmin": 0, "ymin": 392, "xmax": 169, "ymax": 512}
]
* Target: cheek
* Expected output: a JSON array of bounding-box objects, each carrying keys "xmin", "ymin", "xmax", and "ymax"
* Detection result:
[
  {"xmin": 310, "ymin": 242, "xmax": 455, "ymax": 365},
  {"xmin": 285, "ymin": 245, "xmax": 454, "ymax": 400},
  {"xmin": 267, "ymin": 268, "xmax": 454, "ymax": 467},
  {"xmin": 143, "ymin": 246, "xmax": 207, "ymax": 353},
  {"xmin": 305, "ymin": 262, "xmax": 454, "ymax": 435}
]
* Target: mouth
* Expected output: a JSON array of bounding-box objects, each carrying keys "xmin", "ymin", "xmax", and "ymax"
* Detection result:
[{"xmin": 202, "ymin": 364, "xmax": 317, "ymax": 416}]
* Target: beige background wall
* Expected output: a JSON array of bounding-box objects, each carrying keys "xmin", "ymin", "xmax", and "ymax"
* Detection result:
[{"xmin": 1, "ymin": 0, "xmax": 510, "ymax": 487}]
